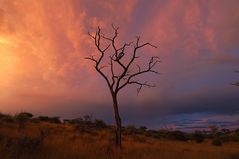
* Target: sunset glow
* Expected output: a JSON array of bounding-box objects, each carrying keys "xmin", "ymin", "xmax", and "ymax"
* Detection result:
[{"xmin": 0, "ymin": 0, "xmax": 238, "ymax": 130}]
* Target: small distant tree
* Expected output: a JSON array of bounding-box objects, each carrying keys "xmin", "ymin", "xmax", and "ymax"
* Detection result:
[
  {"xmin": 15, "ymin": 112, "xmax": 33, "ymax": 129},
  {"xmin": 208, "ymin": 125, "xmax": 219, "ymax": 137},
  {"xmin": 86, "ymin": 25, "xmax": 159, "ymax": 148},
  {"xmin": 139, "ymin": 126, "xmax": 148, "ymax": 132},
  {"xmin": 193, "ymin": 130, "xmax": 205, "ymax": 143}
]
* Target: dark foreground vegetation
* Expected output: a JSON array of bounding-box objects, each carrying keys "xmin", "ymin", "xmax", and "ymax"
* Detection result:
[{"xmin": 0, "ymin": 112, "xmax": 239, "ymax": 159}]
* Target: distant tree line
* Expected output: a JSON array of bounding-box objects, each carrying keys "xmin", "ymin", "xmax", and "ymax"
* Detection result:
[{"xmin": 0, "ymin": 112, "xmax": 239, "ymax": 146}]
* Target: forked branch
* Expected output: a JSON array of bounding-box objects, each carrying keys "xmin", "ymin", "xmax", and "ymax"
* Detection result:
[{"xmin": 86, "ymin": 26, "xmax": 159, "ymax": 94}]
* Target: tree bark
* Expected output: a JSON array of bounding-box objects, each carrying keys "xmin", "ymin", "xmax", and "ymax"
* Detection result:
[{"xmin": 112, "ymin": 93, "xmax": 122, "ymax": 148}]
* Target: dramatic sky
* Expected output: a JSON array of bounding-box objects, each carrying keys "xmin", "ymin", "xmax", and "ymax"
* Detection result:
[{"xmin": 0, "ymin": 0, "xmax": 238, "ymax": 130}]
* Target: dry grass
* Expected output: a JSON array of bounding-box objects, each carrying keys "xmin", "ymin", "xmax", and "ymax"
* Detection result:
[{"xmin": 0, "ymin": 121, "xmax": 238, "ymax": 159}]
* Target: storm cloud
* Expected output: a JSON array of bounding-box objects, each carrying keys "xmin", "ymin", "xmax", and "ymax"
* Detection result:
[{"xmin": 0, "ymin": 0, "xmax": 238, "ymax": 129}]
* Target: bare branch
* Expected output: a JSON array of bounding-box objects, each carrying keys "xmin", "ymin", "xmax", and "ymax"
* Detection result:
[
  {"xmin": 128, "ymin": 81, "xmax": 156, "ymax": 94},
  {"xmin": 86, "ymin": 25, "xmax": 159, "ymax": 94},
  {"xmin": 137, "ymin": 64, "xmax": 141, "ymax": 72},
  {"xmin": 117, "ymin": 56, "xmax": 160, "ymax": 91},
  {"xmin": 86, "ymin": 27, "xmax": 112, "ymax": 88},
  {"xmin": 102, "ymin": 44, "xmax": 111, "ymax": 52},
  {"xmin": 138, "ymin": 42, "xmax": 157, "ymax": 49},
  {"xmin": 88, "ymin": 32, "xmax": 95, "ymax": 39},
  {"xmin": 117, "ymin": 42, "xmax": 133, "ymax": 52},
  {"xmin": 98, "ymin": 65, "xmax": 108, "ymax": 70},
  {"xmin": 109, "ymin": 56, "xmax": 116, "ymax": 87},
  {"xmin": 112, "ymin": 24, "xmax": 119, "ymax": 31},
  {"xmin": 85, "ymin": 56, "xmax": 97, "ymax": 64}
]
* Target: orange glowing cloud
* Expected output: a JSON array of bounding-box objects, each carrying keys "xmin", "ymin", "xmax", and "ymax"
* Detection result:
[
  {"xmin": 0, "ymin": 0, "xmax": 138, "ymax": 113},
  {"xmin": 0, "ymin": 0, "xmax": 238, "ymax": 118}
]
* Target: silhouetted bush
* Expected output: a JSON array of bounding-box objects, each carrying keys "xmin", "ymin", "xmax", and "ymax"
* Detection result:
[
  {"xmin": 169, "ymin": 131, "xmax": 188, "ymax": 141},
  {"xmin": 143, "ymin": 130, "xmax": 162, "ymax": 138},
  {"xmin": 124, "ymin": 125, "xmax": 138, "ymax": 135},
  {"xmin": 208, "ymin": 125, "xmax": 219, "ymax": 137},
  {"xmin": 212, "ymin": 138, "xmax": 222, "ymax": 146},
  {"xmin": 68, "ymin": 116, "xmax": 94, "ymax": 126},
  {"xmin": 63, "ymin": 119, "xmax": 71, "ymax": 124},
  {"xmin": 67, "ymin": 118, "xmax": 83, "ymax": 124},
  {"xmin": 0, "ymin": 113, "xmax": 14, "ymax": 122},
  {"xmin": 139, "ymin": 126, "xmax": 147, "ymax": 132},
  {"xmin": 94, "ymin": 119, "xmax": 107, "ymax": 129},
  {"xmin": 15, "ymin": 112, "xmax": 34, "ymax": 129},
  {"xmin": 15, "ymin": 112, "xmax": 33, "ymax": 120},
  {"xmin": 83, "ymin": 115, "xmax": 92, "ymax": 122},
  {"xmin": 221, "ymin": 128, "xmax": 230, "ymax": 134},
  {"xmin": 37, "ymin": 116, "xmax": 61, "ymax": 124},
  {"xmin": 231, "ymin": 130, "xmax": 239, "ymax": 142},
  {"xmin": 193, "ymin": 131, "xmax": 205, "ymax": 143}
]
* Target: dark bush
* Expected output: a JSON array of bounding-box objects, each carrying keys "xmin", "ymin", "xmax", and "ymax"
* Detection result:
[
  {"xmin": 68, "ymin": 118, "xmax": 83, "ymax": 124},
  {"xmin": 37, "ymin": 116, "xmax": 61, "ymax": 124},
  {"xmin": 169, "ymin": 131, "xmax": 188, "ymax": 141},
  {"xmin": 63, "ymin": 119, "xmax": 71, "ymax": 124},
  {"xmin": 146, "ymin": 130, "xmax": 162, "ymax": 138},
  {"xmin": 50, "ymin": 117, "xmax": 61, "ymax": 124},
  {"xmin": 193, "ymin": 131, "xmax": 205, "ymax": 143},
  {"xmin": 15, "ymin": 112, "xmax": 33, "ymax": 121},
  {"xmin": 0, "ymin": 113, "xmax": 14, "ymax": 122},
  {"xmin": 139, "ymin": 126, "xmax": 147, "ymax": 132},
  {"xmin": 38, "ymin": 116, "xmax": 49, "ymax": 121},
  {"xmin": 124, "ymin": 125, "xmax": 138, "ymax": 135},
  {"xmin": 94, "ymin": 119, "xmax": 107, "ymax": 129},
  {"xmin": 83, "ymin": 115, "xmax": 92, "ymax": 122},
  {"xmin": 15, "ymin": 112, "xmax": 34, "ymax": 129},
  {"xmin": 221, "ymin": 128, "xmax": 230, "ymax": 134},
  {"xmin": 212, "ymin": 138, "xmax": 222, "ymax": 146}
]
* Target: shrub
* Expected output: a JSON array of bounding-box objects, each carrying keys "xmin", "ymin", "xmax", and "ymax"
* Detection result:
[
  {"xmin": 37, "ymin": 116, "xmax": 61, "ymax": 124},
  {"xmin": 169, "ymin": 131, "xmax": 188, "ymax": 141},
  {"xmin": 15, "ymin": 112, "xmax": 34, "ymax": 129},
  {"xmin": 146, "ymin": 130, "xmax": 162, "ymax": 138},
  {"xmin": 68, "ymin": 118, "xmax": 83, "ymax": 124},
  {"xmin": 208, "ymin": 125, "xmax": 219, "ymax": 136},
  {"xmin": 83, "ymin": 115, "xmax": 92, "ymax": 122},
  {"xmin": 124, "ymin": 125, "xmax": 138, "ymax": 135},
  {"xmin": 94, "ymin": 119, "xmax": 107, "ymax": 129},
  {"xmin": 139, "ymin": 126, "xmax": 147, "ymax": 132},
  {"xmin": 15, "ymin": 112, "xmax": 33, "ymax": 120},
  {"xmin": 212, "ymin": 138, "xmax": 222, "ymax": 146},
  {"xmin": 0, "ymin": 113, "xmax": 14, "ymax": 122},
  {"xmin": 193, "ymin": 131, "xmax": 205, "ymax": 143}
]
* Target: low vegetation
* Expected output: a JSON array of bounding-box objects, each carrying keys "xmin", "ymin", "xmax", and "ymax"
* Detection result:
[{"xmin": 0, "ymin": 112, "xmax": 238, "ymax": 159}]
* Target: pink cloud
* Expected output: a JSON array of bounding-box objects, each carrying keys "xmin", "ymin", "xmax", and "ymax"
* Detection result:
[{"xmin": 0, "ymin": 0, "xmax": 238, "ymax": 118}]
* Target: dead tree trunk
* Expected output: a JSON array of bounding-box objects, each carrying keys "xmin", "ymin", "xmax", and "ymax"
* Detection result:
[{"xmin": 111, "ymin": 92, "xmax": 122, "ymax": 147}]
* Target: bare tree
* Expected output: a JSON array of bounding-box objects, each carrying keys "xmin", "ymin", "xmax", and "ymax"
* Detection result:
[{"xmin": 86, "ymin": 25, "xmax": 159, "ymax": 148}]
